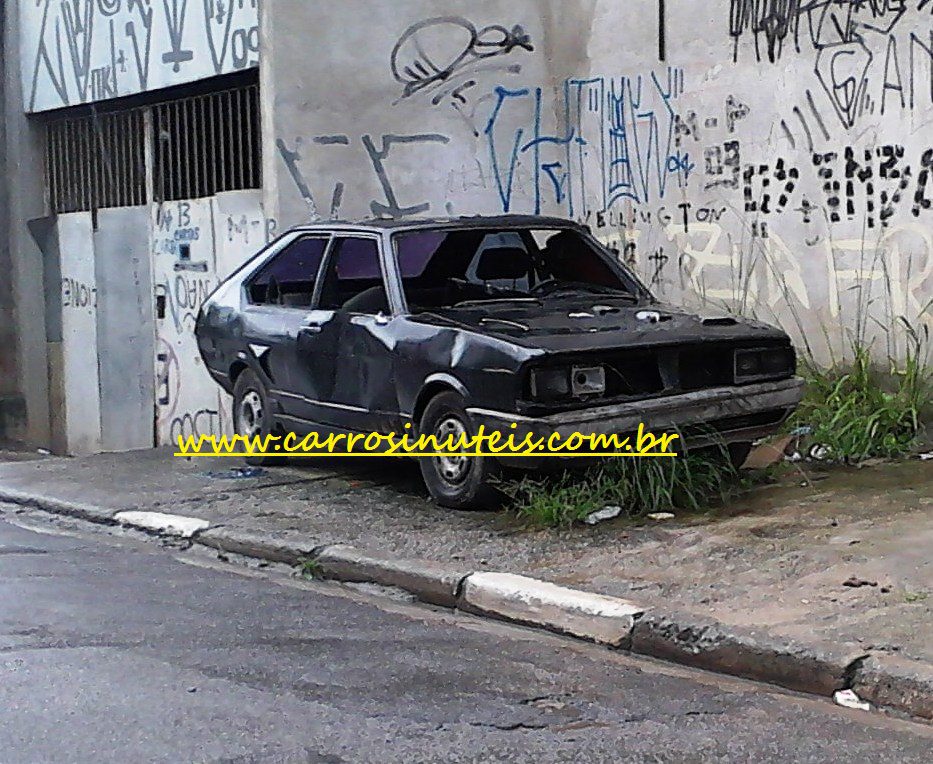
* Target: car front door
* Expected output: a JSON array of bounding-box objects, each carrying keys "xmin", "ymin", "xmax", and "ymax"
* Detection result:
[{"xmin": 301, "ymin": 234, "xmax": 401, "ymax": 435}]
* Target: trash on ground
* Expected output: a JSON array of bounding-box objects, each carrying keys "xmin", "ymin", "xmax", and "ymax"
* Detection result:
[
  {"xmin": 744, "ymin": 434, "xmax": 794, "ymax": 469},
  {"xmin": 842, "ymin": 576, "xmax": 878, "ymax": 588},
  {"xmin": 833, "ymin": 689, "xmax": 870, "ymax": 711},
  {"xmin": 203, "ymin": 466, "xmax": 268, "ymax": 479},
  {"xmin": 809, "ymin": 443, "xmax": 832, "ymax": 461},
  {"xmin": 647, "ymin": 512, "xmax": 676, "ymax": 521},
  {"xmin": 584, "ymin": 505, "xmax": 623, "ymax": 525},
  {"xmin": 920, "ymin": 451, "xmax": 933, "ymax": 461}
]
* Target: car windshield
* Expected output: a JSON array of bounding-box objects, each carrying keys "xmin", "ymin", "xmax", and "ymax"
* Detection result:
[{"xmin": 393, "ymin": 227, "xmax": 639, "ymax": 311}]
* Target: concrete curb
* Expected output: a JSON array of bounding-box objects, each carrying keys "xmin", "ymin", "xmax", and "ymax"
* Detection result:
[
  {"xmin": 852, "ymin": 655, "xmax": 933, "ymax": 721},
  {"xmin": 460, "ymin": 571, "xmax": 643, "ymax": 647},
  {"xmin": 0, "ymin": 488, "xmax": 117, "ymax": 525},
  {"xmin": 2, "ymin": 490, "xmax": 930, "ymax": 720},
  {"xmin": 315, "ymin": 544, "xmax": 469, "ymax": 608},
  {"xmin": 630, "ymin": 610, "xmax": 868, "ymax": 697},
  {"xmin": 196, "ymin": 527, "xmax": 320, "ymax": 566}
]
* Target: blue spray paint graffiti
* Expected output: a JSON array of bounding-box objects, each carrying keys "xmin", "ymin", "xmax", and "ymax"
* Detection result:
[{"xmin": 483, "ymin": 67, "xmax": 693, "ymax": 216}]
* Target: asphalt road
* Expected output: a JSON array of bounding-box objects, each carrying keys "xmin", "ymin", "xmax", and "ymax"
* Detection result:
[{"xmin": 1, "ymin": 514, "xmax": 930, "ymax": 763}]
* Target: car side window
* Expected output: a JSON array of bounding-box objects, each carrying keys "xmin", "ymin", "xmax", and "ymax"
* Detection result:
[
  {"xmin": 318, "ymin": 237, "xmax": 389, "ymax": 313},
  {"xmin": 247, "ymin": 236, "xmax": 328, "ymax": 307}
]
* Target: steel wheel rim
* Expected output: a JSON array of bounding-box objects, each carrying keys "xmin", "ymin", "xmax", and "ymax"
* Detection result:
[
  {"xmin": 237, "ymin": 390, "xmax": 264, "ymax": 437},
  {"xmin": 433, "ymin": 416, "xmax": 470, "ymax": 485}
]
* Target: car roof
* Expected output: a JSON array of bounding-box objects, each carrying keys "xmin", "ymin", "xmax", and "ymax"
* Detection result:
[{"xmin": 286, "ymin": 214, "xmax": 587, "ymax": 235}]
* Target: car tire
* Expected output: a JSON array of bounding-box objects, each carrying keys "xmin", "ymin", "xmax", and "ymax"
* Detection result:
[
  {"xmin": 232, "ymin": 368, "xmax": 287, "ymax": 466},
  {"xmin": 418, "ymin": 391, "xmax": 500, "ymax": 510}
]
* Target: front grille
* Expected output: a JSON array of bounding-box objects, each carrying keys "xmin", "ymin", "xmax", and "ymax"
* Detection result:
[{"xmin": 522, "ymin": 340, "xmax": 793, "ymax": 411}]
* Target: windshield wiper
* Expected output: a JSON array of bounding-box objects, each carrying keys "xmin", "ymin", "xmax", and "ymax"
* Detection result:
[{"xmin": 452, "ymin": 297, "xmax": 542, "ymax": 308}]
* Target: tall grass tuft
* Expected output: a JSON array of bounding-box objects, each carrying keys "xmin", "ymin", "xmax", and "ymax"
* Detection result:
[
  {"xmin": 497, "ymin": 445, "xmax": 748, "ymax": 528},
  {"xmin": 792, "ymin": 317, "xmax": 931, "ymax": 461}
]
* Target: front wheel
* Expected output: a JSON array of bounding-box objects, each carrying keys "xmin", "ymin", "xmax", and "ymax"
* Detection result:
[
  {"xmin": 232, "ymin": 368, "xmax": 286, "ymax": 466},
  {"xmin": 418, "ymin": 391, "xmax": 500, "ymax": 510}
]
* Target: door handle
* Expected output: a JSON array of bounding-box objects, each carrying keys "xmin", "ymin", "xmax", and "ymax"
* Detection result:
[{"xmin": 298, "ymin": 325, "xmax": 322, "ymax": 336}]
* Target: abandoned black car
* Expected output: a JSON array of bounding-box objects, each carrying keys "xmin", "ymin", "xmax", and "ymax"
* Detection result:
[{"xmin": 196, "ymin": 215, "xmax": 804, "ymax": 508}]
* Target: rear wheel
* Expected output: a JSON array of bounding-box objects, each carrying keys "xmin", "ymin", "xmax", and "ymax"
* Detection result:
[
  {"xmin": 418, "ymin": 391, "xmax": 500, "ymax": 510},
  {"xmin": 232, "ymin": 368, "xmax": 286, "ymax": 466}
]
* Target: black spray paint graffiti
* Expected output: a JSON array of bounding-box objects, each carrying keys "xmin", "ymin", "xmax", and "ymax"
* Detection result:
[
  {"xmin": 61, "ymin": 277, "xmax": 98, "ymax": 308},
  {"xmin": 729, "ymin": 1, "xmax": 931, "ymax": 131},
  {"xmin": 391, "ymin": 16, "xmax": 533, "ymax": 105},
  {"xmin": 170, "ymin": 407, "xmax": 223, "ymax": 441},
  {"xmin": 155, "ymin": 273, "xmax": 213, "ymax": 333},
  {"xmin": 26, "ymin": 0, "xmax": 259, "ymax": 111},
  {"xmin": 277, "ymin": 133, "xmax": 452, "ymax": 220},
  {"xmin": 742, "ymin": 144, "xmax": 932, "ymax": 228}
]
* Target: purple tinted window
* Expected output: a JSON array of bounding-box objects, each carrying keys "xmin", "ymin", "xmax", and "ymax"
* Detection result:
[
  {"xmin": 396, "ymin": 231, "xmax": 445, "ymax": 278},
  {"xmin": 334, "ymin": 238, "xmax": 381, "ymax": 280},
  {"xmin": 255, "ymin": 237, "xmax": 327, "ymax": 284}
]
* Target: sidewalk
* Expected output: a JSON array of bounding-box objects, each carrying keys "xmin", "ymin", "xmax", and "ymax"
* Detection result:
[{"xmin": 1, "ymin": 447, "xmax": 930, "ymax": 716}]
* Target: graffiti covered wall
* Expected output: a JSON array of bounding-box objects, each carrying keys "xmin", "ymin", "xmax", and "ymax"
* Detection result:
[
  {"xmin": 20, "ymin": 0, "xmax": 260, "ymax": 112},
  {"xmin": 266, "ymin": 0, "xmax": 933, "ymax": 363}
]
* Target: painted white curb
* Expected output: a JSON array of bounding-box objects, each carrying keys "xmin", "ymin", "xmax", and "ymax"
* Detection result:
[
  {"xmin": 114, "ymin": 511, "xmax": 209, "ymax": 538},
  {"xmin": 461, "ymin": 572, "xmax": 644, "ymax": 646}
]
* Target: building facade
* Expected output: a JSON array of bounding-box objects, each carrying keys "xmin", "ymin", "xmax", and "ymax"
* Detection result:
[{"xmin": 3, "ymin": 0, "xmax": 932, "ymax": 453}]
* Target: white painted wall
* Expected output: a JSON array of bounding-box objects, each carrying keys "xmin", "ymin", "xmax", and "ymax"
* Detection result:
[
  {"xmin": 265, "ymin": 0, "xmax": 933, "ymax": 365},
  {"xmin": 57, "ymin": 212, "xmax": 102, "ymax": 455},
  {"xmin": 152, "ymin": 193, "xmax": 272, "ymax": 445},
  {"xmin": 20, "ymin": 0, "xmax": 260, "ymax": 113},
  {"xmin": 152, "ymin": 198, "xmax": 221, "ymax": 446},
  {"xmin": 211, "ymin": 189, "xmax": 275, "ymax": 434}
]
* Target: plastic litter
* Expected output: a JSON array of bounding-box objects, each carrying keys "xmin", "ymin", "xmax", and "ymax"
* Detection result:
[
  {"xmin": 920, "ymin": 451, "xmax": 933, "ymax": 461},
  {"xmin": 647, "ymin": 512, "xmax": 676, "ymax": 521},
  {"xmin": 809, "ymin": 443, "xmax": 832, "ymax": 460},
  {"xmin": 833, "ymin": 689, "xmax": 870, "ymax": 711},
  {"xmin": 584, "ymin": 505, "xmax": 623, "ymax": 525},
  {"xmin": 203, "ymin": 466, "xmax": 268, "ymax": 479}
]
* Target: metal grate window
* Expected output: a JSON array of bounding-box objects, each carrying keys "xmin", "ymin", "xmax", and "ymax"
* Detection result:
[
  {"xmin": 45, "ymin": 82, "xmax": 261, "ymax": 213},
  {"xmin": 152, "ymin": 84, "xmax": 261, "ymax": 202},
  {"xmin": 47, "ymin": 109, "xmax": 147, "ymax": 213}
]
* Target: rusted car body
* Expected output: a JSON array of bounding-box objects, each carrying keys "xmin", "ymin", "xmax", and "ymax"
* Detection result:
[{"xmin": 196, "ymin": 215, "xmax": 803, "ymax": 508}]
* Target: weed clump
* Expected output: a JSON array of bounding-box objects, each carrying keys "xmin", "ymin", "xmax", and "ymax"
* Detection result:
[
  {"xmin": 793, "ymin": 320, "xmax": 931, "ymax": 462},
  {"xmin": 498, "ymin": 446, "xmax": 748, "ymax": 528}
]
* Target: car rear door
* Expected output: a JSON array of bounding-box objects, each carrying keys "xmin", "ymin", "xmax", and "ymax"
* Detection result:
[{"xmin": 239, "ymin": 234, "xmax": 331, "ymax": 423}]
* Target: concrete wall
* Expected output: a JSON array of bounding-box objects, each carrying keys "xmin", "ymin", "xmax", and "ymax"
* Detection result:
[
  {"xmin": 265, "ymin": 0, "xmax": 933, "ymax": 364},
  {"xmin": 20, "ymin": 0, "xmax": 260, "ymax": 112},
  {"xmin": 95, "ymin": 206, "xmax": 155, "ymax": 452},
  {"xmin": 154, "ymin": 192, "xmax": 272, "ymax": 446},
  {"xmin": 2, "ymin": 0, "xmax": 50, "ymax": 445},
  {"xmin": 57, "ymin": 212, "xmax": 102, "ymax": 454}
]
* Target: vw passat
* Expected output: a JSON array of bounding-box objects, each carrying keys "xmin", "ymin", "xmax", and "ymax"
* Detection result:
[{"xmin": 195, "ymin": 216, "xmax": 803, "ymax": 508}]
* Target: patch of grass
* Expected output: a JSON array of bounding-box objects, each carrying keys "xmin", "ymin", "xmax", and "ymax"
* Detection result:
[
  {"xmin": 904, "ymin": 590, "xmax": 928, "ymax": 604},
  {"xmin": 792, "ymin": 319, "xmax": 932, "ymax": 462},
  {"xmin": 497, "ymin": 445, "xmax": 751, "ymax": 528},
  {"xmin": 299, "ymin": 558, "xmax": 323, "ymax": 579}
]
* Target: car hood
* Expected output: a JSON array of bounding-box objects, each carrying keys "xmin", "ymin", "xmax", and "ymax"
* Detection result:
[{"xmin": 412, "ymin": 298, "xmax": 789, "ymax": 354}]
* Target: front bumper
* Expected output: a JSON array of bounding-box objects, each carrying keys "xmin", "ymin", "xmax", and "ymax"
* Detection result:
[{"xmin": 467, "ymin": 376, "xmax": 805, "ymax": 464}]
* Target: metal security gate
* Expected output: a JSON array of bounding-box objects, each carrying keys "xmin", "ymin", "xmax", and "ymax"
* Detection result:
[{"xmin": 43, "ymin": 80, "xmax": 262, "ymax": 451}]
